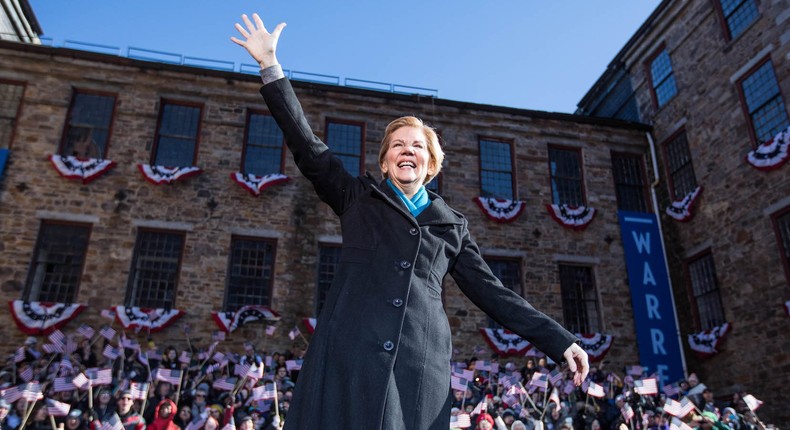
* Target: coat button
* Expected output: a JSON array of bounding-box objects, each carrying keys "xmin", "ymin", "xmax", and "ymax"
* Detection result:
[
  {"xmin": 383, "ymin": 341, "xmax": 394, "ymax": 351},
  {"xmin": 392, "ymin": 298, "xmax": 403, "ymax": 307},
  {"xmin": 409, "ymin": 227, "xmax": 419, "ymax": 236},
  {"xmin": 400, "ymin": 260, "xmax": 411, "ymax": 269}
]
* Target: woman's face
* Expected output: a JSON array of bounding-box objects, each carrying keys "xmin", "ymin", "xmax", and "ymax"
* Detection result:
[{"xmin": 380, "ymin": 126, "xmax": 434, "ymax": 192}]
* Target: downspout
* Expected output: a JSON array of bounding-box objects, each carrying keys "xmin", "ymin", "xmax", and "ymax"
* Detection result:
[{"xmin": 646, "ymin": 131, "xmax": 689, "ymax": 378}]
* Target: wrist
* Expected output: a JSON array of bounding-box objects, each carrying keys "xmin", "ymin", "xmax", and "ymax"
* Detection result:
[{"xmin": 258, "ymin": 55, "xmax": 279, "ymax": 70}]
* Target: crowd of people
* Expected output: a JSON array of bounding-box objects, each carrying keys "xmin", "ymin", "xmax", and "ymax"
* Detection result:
[{"xmin": 0, "ymin": 326, "xmax": 773, "ymax": 430}]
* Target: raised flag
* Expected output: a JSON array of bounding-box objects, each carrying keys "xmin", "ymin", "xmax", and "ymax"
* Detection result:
[
  {"xmin": 548, "ymin": 368, "xmax": 564, "ymax": 386},
  {"xmin": 103, "ymin": 345, "xmax": 121, "ymax": 360},
  {"xmin": 634, "ymin": 378, "xmax": 658, "ymax": 396},
  {"xmin": 474, "ymin": 360, "xmax": 492, "ymax": 371},
  {"xmin": 120, "ymin": 337, "xmax": 140, "ymax": 351},
  {"xmin": 528, "ymin": 372, "xmax": 548, "ymax": 390},
  {"xmin": 471, "ymin": 399, "xmax": 486, "ymax": 416},
  {"xmin": 285, "ymin": 360, "xmax": 302, "ymax": 372},
  {"xmin": 621, "ymin": 404, "xmax": 634, "ymax": 422},
  {"xmin": 19, "ymin": 366, "xmax": 33, "ymax": 382},
  {"xmin": 46, "ymin": 398, "xmax": 71, "ymax": 416},
  {"xmin": 146, "ymin": 349, "xmax": 162, "ymax": 361},
  {"xmin": 43, "ymin": 343, "xmax": 65, "ymax": 354},
  {"xmin": 453, "ymin": 413, "xmax": 471, "ymax": 428},
  {"xmin": 77, "ymin": 324, "xmax": 95, "ymax": 339},
  {"xmin": 100, "ymin": 326, "xmax": 116, "ymax": 340},
  {"xmin": 212, "ymin": 352, "xmax": 226, "ymax": 363},
  {"xmin": 288, "ymin": 327, "xmax": 300, "ymax": 341},
  {"xmin": 20, "ymin": 382, "xmax": 43, "ymax": 401},
  {"xmin": 548, "ymin": 388, "xmax": 561, "ymax": 407},
  {"xmin": 99, "ymin": 413, "xmax": 124, "ymax": 430},
  {"xmin": 0, "ymin": 386, "xmax": 21, "ymax": 403},
  {"xmin": 53, "ymin": 377, "xmax": 76, "ymax": 393},
  {"xmin": 663, "ymin": 382, "xmax": 681, "ymax": 397},
  {"xmin": 88, "ymin": 368, "xmax": 113, "ymax": 386},
  {"xmin": 452, "ymin": 369, "xmax": 474, "ymax": 384},
  {"xmin": 212, "ymin": 331, "xmax": 226, "ymax": 341},
  {"xmin": 669, "ymin": 417, "xmax": 693, "ymax": 430},
  {"xmin": 625, "ymin": 365, "xmax": 644, "ymax": 376},
  {"xmin": 100, "ymin": 309, "xmax": 115, "ymax": 321},
  {"xmin": 212, "ymin": 377, "xmax": 236, "ymax": 391},
  {"xmin": 247, "ymin": 365, "xmax": 265, "ymax": 380},
  {"xmin": 663, "ymin": 397, "xmax": 695, "ymax": 418},
  {"xmin": 499, "ymin": 374, "xmax": 519, "ymax": 391},
  {"xmin": 234, "ymin": 363, "xmax": 251, "ymax": 378},
  {"xmin": 743, "ymin": 394, "xmax": 763, "ymax": 411},
  {"xmin": 14, "ymin": 347, "xmax": 25, "ymax": 363},
  {"xmin": 155, "ymin": 369, "xmax": 182, "ymax": 385},
  {"xmin": 265, "ymin": 325, "xmax": 276, "ymax": 336},
  {"xmin": 179, "ymin": 351, "xmax": 192, "ymax": 364},
  {"xmin": 130, "ymin": 382, "xmax": 149, "ymax": 400},
  {"xmin": 586, "ymin": 381, "xmax": 605, "ymax": 398},
  {"xmin": 72, "ymin": 373, "xmax": 89, "ymax": 390},
  {"xmin": 451, "ymin": 375, "xmax": 470, "ymax": 392},
  {"xmin": 48, "ymin": 329, "xmax": 66, "ymax": 346},
  {"xmin": 252, "ymin": 384, "xmax": 277, "ymax": 401},
  {"xmin": 506, "ymin": 384, "xmax": 527, "ymax": 400}
]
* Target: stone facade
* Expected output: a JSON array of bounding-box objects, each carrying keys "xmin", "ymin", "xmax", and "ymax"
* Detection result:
[
  {"xmin": 579, "ymin": 0, "xmax": 790, "ymax": 423},
  {"xmin": 0, "ymin": 41, "xmax": 651, "ymax": 375}
]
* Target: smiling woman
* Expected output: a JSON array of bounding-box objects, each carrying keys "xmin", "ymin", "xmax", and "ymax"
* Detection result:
[{"xmin": 231, "ymin": 12, "xmax": 589, "ymax": 430}]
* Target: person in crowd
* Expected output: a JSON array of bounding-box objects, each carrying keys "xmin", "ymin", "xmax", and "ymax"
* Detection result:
[
  {"xmin": 117, "ymin": 390, "xmax": 146, "ymax": 430},
  {"xmin": 93, "ymin": 388, "xmax": 117, "ymax": 423},
  {"xmin": 148, "ymin": 399, "xmax": 180, "ymax": 430},
  {"xmin": 189, "ymin": 384, "xmax": 210, "ymax": 423},
  {"xmin": 65, "ymin": 409, "xmax": 89, "ymax": 430},
  {"xmin": 160, "ymin": 347, "xmax": 179, "ymax": 370},
  {"xmin": 174, "ymin": 406, "xmax": 192, "ymax": 430},
  {"xmin": 26, "ymin": 404, "xmax": 49, "ymax": 430},
  {"xmin": 145, "ymin": 382, "xmax": 173, "ymax": 422},
  {"xmin": 0, "ymin": 399, "xmax": 11, "ymax": 430}
]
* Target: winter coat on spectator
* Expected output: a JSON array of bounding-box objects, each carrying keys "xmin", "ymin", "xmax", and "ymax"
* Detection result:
[{"xmin": 148, "ymin": 399, "xmax": 180, "ymax": 430}]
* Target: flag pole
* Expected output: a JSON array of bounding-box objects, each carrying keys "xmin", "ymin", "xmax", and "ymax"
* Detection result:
[
  {"xmin": 19, "ymin": 398, "xmax": 39, "ymax": 430},
  {"xmin": 88, "ymin": 384, "xmax": 94, "ymax": 409},
  {"xmin": 173, "ymin": 368, "xmax": 185, "ymax": 405},
  {"xmin": 273, "ymin": 380, "xmax": 280, "ymax": 424},
  {"xmin": 49, "ymin": 414, "xmax": 58, "ymax": 430},
  {"xmin": 519, "ymin": 382, "xmax": 541, "ymax": 415}
]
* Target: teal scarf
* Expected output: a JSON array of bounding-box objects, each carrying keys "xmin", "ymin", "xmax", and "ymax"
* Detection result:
[{"xmin": 386, "ymin": 179, "xmax": 431, "ymax": 217}]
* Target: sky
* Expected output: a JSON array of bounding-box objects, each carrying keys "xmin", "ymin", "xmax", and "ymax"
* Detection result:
[{"xmin": 29, "ymin": 1, "xmax": 661, "ymax": 114}]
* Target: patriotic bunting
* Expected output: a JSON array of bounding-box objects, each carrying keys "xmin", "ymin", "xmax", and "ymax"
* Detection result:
[
  {"xmin": 479, "ymin": 328, "xmax": 533, "ymax": 356},
  {"xmin": 114, "ymin": 306, "xmax": 184, "ymax": 333},
  {"xmin": 302, "ymin": 318, "xmax": 317, "ymax": 334},
  {"xmin": 546, "ymin": 204, "xmax": 596, "ymax": 231},
  {"xmin": 745, "ymin": 125, "xmax": 790, "ymax": 171},
  {"xmin": 687, "ymin": 322, "xmax": 730, "ymax": 357},
  {"xmin": 8, "ymin": 300, "xmax": 86, "ymax": 335},
  {"xmin": 49, "ymin": 154, "xmax": 116, "ymax": 184},
  {"xmin": 473, "ymin": 197, "xmax": 526, "ymax": 223},
  {"xmin": 211, "ymin": 305, "xmax": 281, "ymax": 333},
  {"xmin": 138, "ymin": 164, "xmax": 202, "ymax": 185},
  {"xmin": 666, "ymin": 186, "xmax": 702, "ymax": 222},
  {"xmin": 230, "ymin": 172, "xmax": 290, "ymax": 196},
  {"xmin": 575, "ymin": 332, "xmax": 614, "ymax": 362}
]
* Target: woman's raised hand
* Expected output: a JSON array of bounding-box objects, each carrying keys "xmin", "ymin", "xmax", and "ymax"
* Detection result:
[{"xmin": 231, "ymin": 13, "xmax": 286, "ymax": 69}]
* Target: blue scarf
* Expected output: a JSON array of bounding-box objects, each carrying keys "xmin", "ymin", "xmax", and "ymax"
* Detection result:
[{"xmin": 387, "ymin": 179, "xmax": 431, "ymax": 217}]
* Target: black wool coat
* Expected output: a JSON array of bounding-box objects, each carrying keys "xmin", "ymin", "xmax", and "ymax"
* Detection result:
[{"xmin": 260, "ymin": 78, "xmax": 578, "ymax": 430}]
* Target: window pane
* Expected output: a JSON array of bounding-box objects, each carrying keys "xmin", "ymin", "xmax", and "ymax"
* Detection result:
[
  {"xmin": 611, "ymin": 153, "xmax": 649, "ymax": 212},
  {"xmin": 244, "ymin": 113, "xmax": 283, "ymax": 175},
  {"xmin": 651, "ymin": 50, "xmax": 677, "ymax": 107},
  {"xmin": 665, "ymin": 132, "xmax": 698, "ymax": 198},
  {"xmin": 549, "ymin": 147, "xmax": 584, "ymax": 206},
  {"xmin": 61, "ymin": 92, "xmax": 116, "ymax": 158},
  {"xmin": 25, "ymin": 222, "xmax": 91, "ymax": 303},
  {"xmin": 484, "ymin": 257, "xmax": 521, "ymax": 329},
  {"xmin": 316, "ymin": 245, "xmax": 341, "ymax": 317},
  {"xmin": 720, "ymin": 0, "xmax": 759, "ymax": 39},
  {"xmin": 479, "ymin": 139, "xmax": 514, "ymax": 199},
  {"xmin": 741, "ymin": 62, "xmax": 789, "ymax": 143},
  {"xmin": 559, "ymin": 265, "xmax": 600, "ymax": 333},
  {"xmin": 126, "ymin": 230, "xmax": 184, "ymax": 309},
  {"xmin": 687, "ymin": 253, "xmax": 726, "ymax": 330},
  {"xmin": 327, "ymin": 121, "xmax": 362, "ymax": 174},
  {"xmin": 0, "ymin": 82, "xmax": 25, "ymax": 149},
  {"xmin": 225, "ymin": 237, "xmax": 276, "ymax": 311},
  {"xmin": 154, "ymin": 103, "xmax": 201, "ymax": 167}
]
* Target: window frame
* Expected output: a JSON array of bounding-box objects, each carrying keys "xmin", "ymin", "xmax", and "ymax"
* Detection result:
[
  {"xmin": 547, "ymin": 144, "xmax": 587, "ymax": 207},
  {"xmin": 150, "ymin": 99, "xmax": 203, "ymax": 167},
  {"xmin": 241, "ymin": 109, "xmax": 286, "ymax": 175},
  {"xmin": 661, "ymin": 128, "xmax": 698, "ymax": 201},
  {"xmin": 58, "ymin": 88, "xmax": 118, "ymax": 159},
  {"xmin": 478, "ymin": 136, "xmax": 517, "ymax": 200},
  {"xmin": 610, "ymin": 151, "xmax": 652, "ymax": 213},
  {"xmin": 644, "ymin": 43, "xmax": 678, "ymax": 110},
  {"xmin": 324, "ymin": 118, "xmax": 366, "ymax": 176},
  {"xmin": 223, "ymin": 235, "xmax": 278, "ymax": 311},
  {"xmin": 315, "ymin": 243, "xmax": 342, "ymax": 318},
  {"xmin": 735, "ymin": 56, "xmax": 789, "ymax": 147},
  {"xmin": 558, "ymin": 264, "xmax": 602, "ymax": 334},
  {"xmin": 0, "ymin": 78, "xmax": 27, "ymax": 150},
  {"xmin": 771, "ymin": 205, "xmax": 790, "ymax": 288},
  {"xmin": 683, "ymin": 250, "xmax": 727, "ymax": 331},
  {"xmin": 125, "ymin": 228, "xmax": 186, "ymax": 309},
  {"xmin": 713, "ymin": 0, "xmax": 760, "ymax": 42},
  {"xmin": 23, "ymin": 220, "xmax": 92, "ymax": 304}
]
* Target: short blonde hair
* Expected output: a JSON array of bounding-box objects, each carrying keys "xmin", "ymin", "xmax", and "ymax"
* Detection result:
[{"xmin": 378, "ymin": 116, "xmax": 444, "ymax": 185}]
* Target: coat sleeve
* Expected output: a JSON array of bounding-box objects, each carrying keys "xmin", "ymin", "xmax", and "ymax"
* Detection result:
[
  {"xmin": 258, "ymin": 77, "xmax": 366, "ymax": 215},
  {"xmin": 449, "ymin": 218, "xmax": 578, "ymax": 364}
]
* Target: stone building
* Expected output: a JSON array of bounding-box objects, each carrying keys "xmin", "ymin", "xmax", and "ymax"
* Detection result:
[{"xmin": 578, "ymin": 0, "xmax": 790, "ymax": 423}]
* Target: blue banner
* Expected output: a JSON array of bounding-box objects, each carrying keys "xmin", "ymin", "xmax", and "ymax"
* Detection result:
[
  {"xmin": 618, "ymin": 210, "xmax": 685, "ymax": 386},
  {"xmin": 0, "ymin": 148, "xmax": 8, "ymax": 179}
]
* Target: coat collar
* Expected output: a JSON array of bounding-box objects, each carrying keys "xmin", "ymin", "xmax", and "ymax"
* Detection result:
[{"xmin": 373, "ymin": 178, "xmax": 463, "ymax": 226}]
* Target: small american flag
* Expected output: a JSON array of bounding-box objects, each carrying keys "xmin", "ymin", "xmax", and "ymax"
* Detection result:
[
  {"xmin": 19, "ymin": 366, "xmax": 33, "ymax": 382},
  {"xmin": 475, "ymin": 360, "xmax": 492, "ymax": 371},
  {"xmin": 100, "ymin": 326, "xmax": 116, "ymax": 340},
  {"xmin": 182, "ymin": 323, "xmax": 192, "ymax": 335},
  {"xmin": 212, "ymin": 352, "xmax": 226, "ymax": 363},
  {"xmin": 506, "ymin": 384, "xmax": 527, "ymax": 398},
  {"xmin": 499, "ymin": 374, "xmax": 519, "ymax": 391},
  {"xmin": 548, "ymin": 368, "xmax": 564, "ymax": 386},
  {"xmin": 100, "ymin": 309, "xmax": 115, "ymax": 321},
  {"xmin": 48, "ymin": 329, "xmax": 66, "ymax": 345},
  {"xmin": 669, "ymin": 417, "xmax": 693, "ymax": 430},
  {"xmin": 743, "ymin": 394, "xmax": 763, "ymax": 411},
  {"xmin": 212, "ymin": 331, "xmax": 226, "ymax": 341},
  {"xmin": 88, "ymin": 368, "xmax": 113, "ymax": 386},
  {"xmin": 663, "ymin": 397, "xmax": 695, "ymax": 418},
  {"xmin": 634, "ymin": 377, "xmax": 658, "ymax": 396},
  {"xmin": 563, "ymin": 379, "xmax": 576, "ymax": 395},
  {"xmin": 234, "ymin": 363, "xmax": 251, "ymax": 377},
  {"xmin": 285, "ymin": 360, "xmax": 302, "ymax": 372},
  {"xmin": 586, "ymin": 381, "xmax": 605, "ymax": 398},
  {"xmin": 625, "ymin": 365, "xmax": 644, "ymax": 376},
  {"xmin": 146, "ymin": 349, "xmax": 162, "ymax": 361},
  {"xmin": 549, "ymin": 387, "xmax": 561, "ymax": 407},
  {"xmin": 621, "ymin": 404, "xmax": 634, "ymax": 422},
  {"xmin": 65, "ymin": 338, "xmax": 78, "ymax": 355},
  {"xmin": 473, "ymin": 345, "xmax": 487, "ymax": 355},
  {"xmin": 179, "ymin": 350, "xmax": 192, "ymax": 364},
  {"xmin": 21, "ymin": 382, "xmax": 43, "ymax": 401},
  {"xmin": 663, "ymin": 382, "xmax": 681, "ymax": 397},
  {"xmin": 99, "ymin": 413, "xmax": 124, "ymax": 430},
  {"xmin": 252, "ymin": 384, "xmax": 277, "ymax": 401},
  {"xmin": 155, "ymin": 369, "xmax": 182, "ymax": 385},
  {"xmin": 46, "ymin": 398, "xmax": 71, "ymax": 417},
  {"xmin": 528, "ymin": 372, "xmax": 548, "ymax": 390},
  {"xmin": 120, "ymin": 337, "xmax": 140, "ymax": 351},
  {"xmin": 137, "ymin": 351, "xmax": 149, "ymax": 366},
  {"xmin": 451, "ymin": 375, "xmax": 470, "ymax": 392},
  {"xmin": 103, "ymin": 345, "xmax": 121, "ymax": 360},
  {"xmin": 452, "ymin": 369, "xmax": 473, "ymax": 383},
  {"xmin": 453, "ymin": 413, "xmax": 471, "ymax": 428},
  {"xmin": 471, "ymin": 399, "xmax": 486, "ymax": 416},
  {"xmin": 53, "ymin": 377, "xmax": 76, "ymax": 392},
  {"xmin": 72, "ymin": 373, "xmax": 89, "ymax": 390},
  {"xmin": 213, "ymin": 377, "xmax": 236, "ymax": 391},
  {"xmin": 14, "ymin": 347, "xmax": 25, "ymax": 363},
  {"xmin": 77, "ymin": 324, "xmax": 95, "ymax": 339},
  {"xmin": 247, "ymin": 365, "xmax": 265, "ymax": 380},
  {"xmin": 266, "ymin": 325, "xmax": 276, "ymax": 336},
  {"xmin": 288, "ymin": 327, "xmax": 300, "ymax": 341},
  {"xmin": 130, "ymin": 382, "xmax": 149, "ymax": 400},
  {"xmin": 43, "ymin": 343, "xmax": 64, "ymax": 354},
  {"xmin": 1, "ymin": 385, "xmax": 22, "ymax": 403}
]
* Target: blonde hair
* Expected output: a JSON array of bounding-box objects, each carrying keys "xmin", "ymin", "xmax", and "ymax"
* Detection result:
[{"xmin": 378, "ymin": 116, "xmax": 444, "ymax": 185}]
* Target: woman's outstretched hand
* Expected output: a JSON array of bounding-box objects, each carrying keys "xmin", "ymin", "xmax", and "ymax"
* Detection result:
[
  {"xmin": 231, "ymin": 13, "xmax": 286, "ymax": 69},
  {"xmin": 563, "ymin": 342, "xmax": 590, "ymax": 386}
]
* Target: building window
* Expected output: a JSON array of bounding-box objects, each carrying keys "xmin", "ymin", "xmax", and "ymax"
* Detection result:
[
  {"xmin": 242, "ymin": 112, "xmax": 284, "ymax": 175},
  {"xmin": 718, "ymin": 0, "xmax": 759, "ymax": 40},
  {"xmin": 686, "ymin": 252, "xmax": 726, "ymax": 330},
  {"xmin": 152, "ymin": 101, "xmax": 202, "ymax": 167},
  {"xmin": 738, "ymin": 60, "xmax": 789, "ymax": 145},
  {"xmin": 224, "ymin": 236, "xmax": 277, "ymax": 311},
  {"xmin": 559, "ymin": 264, "xmax": 601, "ymax": 334},
  {"xmin": 326, "ymin": 120, "xmax": 363, "ymax": 175},
  {"xmin": 126, "ymin": 229, "xmax": 185, "ymax": 309},
  {"xmin": 484, "ymin": 257, "xmax": 521, "ymax": 328},
  {"xmin": 664, "ymin": 131, "xmax": 698, "ymax": 200},
  {"xmin": 648, "ymin": 48, "xmax": 678, "ymax": 108},
  {"xmin": 611, "ymin": 152, "xmax": 650, "ymax": 212},
  {"xmin": 24, "ymin": 221, "xmax": 91, "ymax": 303},
  {"xmin": 549, "ymin": 146, "xmax": 585, "ymax": 207},
  {"xmin": 772, "ymin": 207, "xmax": 790, "ymax": 286},
  {"xmin": 479, "ymin": 139, "xmax": 515, "ymax": 199},
  {"xmin": 425, "ymin": 172, "xmax": 443, "ymax": 195},
  {"xmin": 0, "ymin": 80, "xmax": 25, "ymax": 149},
  {"xmin": 59, "ymin": 91, "xmax": 116, "ymax": 159},
  {"xmin": 316, "ymin": 244, "xmax": 341, "ymax": 317}
]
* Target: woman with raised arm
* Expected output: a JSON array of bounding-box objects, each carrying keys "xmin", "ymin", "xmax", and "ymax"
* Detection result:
[{"xmin": 231, "ymin": 13, "xmax": 589, "ymax": 430}]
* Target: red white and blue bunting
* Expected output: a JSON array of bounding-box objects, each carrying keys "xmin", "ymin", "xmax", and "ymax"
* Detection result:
[
  {"xmin": 113, "ymin": 306, "xmax": 184, "ymax": 333},
  {"xmin": 575, "ymin": 332, "xmax": 614, "ymax": 362},
  {"xmin": 138, "ymin": 164, "xmax": 202, "ymax": 185},
  {"xmin": 546, "ymin": 204, "xmax": 596, "ymax": 231},
  {"xmin": 211, "ymin": 305, "xmax": 281, "ymax": 333},
  {"xmin": 303, "ymin": 318, "xmax": 317, "ymax": 334},
  {"xmin": 666, "ymin": 186, "xmax": 702, "ymax": 222},
  {"xmin": 687, "ymin": 322, "xmax": 730, "ymax": 358},
  {"xmin": 745, "ymin": 125, "xmax": 790, "ymax": 171},
  {"xmin": 8, "ymin": 300, "xmax": 86, "ymax": 335},
  {"xmin": 230, "ymin": 172, "xmax": 290, "ymax": 196},
  {"xmin": 474, "ymin": 197, "xmax": 526, "ymax": 223},
  {"xmin": 49, "ymin": 155, "xmax": 115, "ymax": 184},
  {"xmin": 479, "ymin": 328, "xmax": 534, "ymax": 356}
]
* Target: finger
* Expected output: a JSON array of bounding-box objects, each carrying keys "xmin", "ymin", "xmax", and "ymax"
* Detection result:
[
  {"xmin": 564, "ymin": 350, "xmax": 577, "ymax": 373},
  {"xmin": 242, "ymin": 14, "xmax": 256, "ymax": 35},
  {"xmin": 252, "ymin": 13, "xmax": 268, "ymax": 33},
  {"xmin": 234, "ymin": 23, "xmax": 250, "ymax": 39},
  {"xmin": 272, "ymin": 22, "xmax": 287, "ymax": 39}
]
